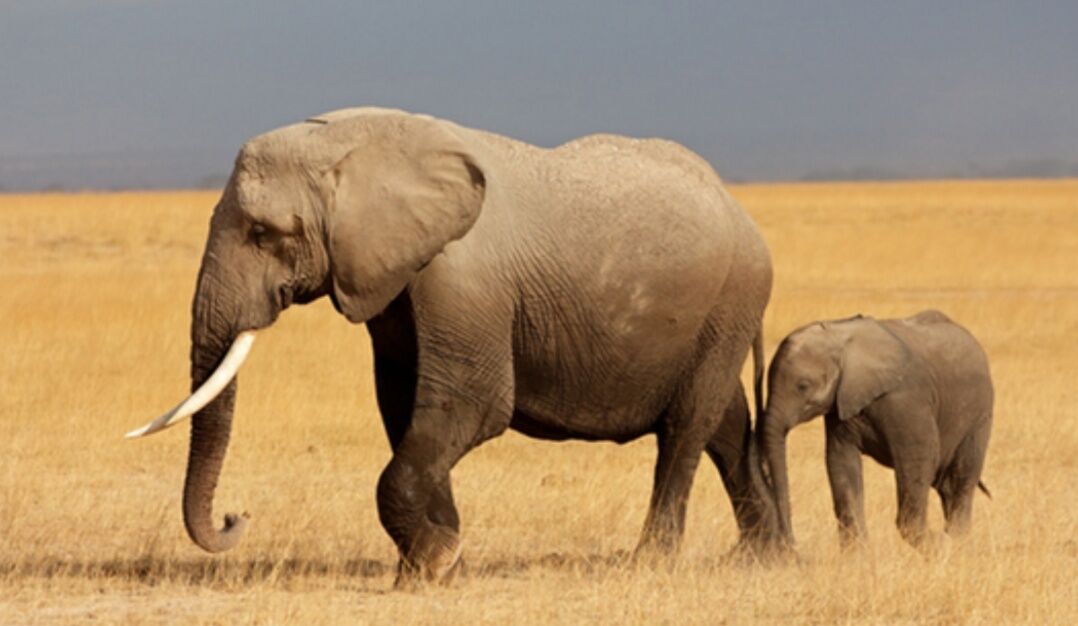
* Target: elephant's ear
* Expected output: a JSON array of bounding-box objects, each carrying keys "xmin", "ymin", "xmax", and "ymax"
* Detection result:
[
  {"xmin": 325, "ymin": 120, "xmax": 485, "ymax": 323},
  {"xmin": 835, "ymin": 321, "xmax": 910, "ymax": 421}
]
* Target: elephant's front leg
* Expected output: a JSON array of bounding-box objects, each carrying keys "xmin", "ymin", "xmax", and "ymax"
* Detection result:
[
  {"xmin": 825, "ymin": 429, "xmax": 868, "ymax": 547},
  {"xmin": 376, "ymin": 335, "xmax": 514, "ymax": 585},
  {"xmin": 372, "ymin": 354, "xmax": 460, "ymax": 534}
]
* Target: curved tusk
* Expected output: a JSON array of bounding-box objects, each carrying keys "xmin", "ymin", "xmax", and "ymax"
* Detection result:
[{"xmin": 126, "ymin": 331, "xmax": 257, "ymax": 439}]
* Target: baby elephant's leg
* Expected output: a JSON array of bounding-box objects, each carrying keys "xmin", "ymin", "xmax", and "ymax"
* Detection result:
[
  {"xmin": 939, "ymin": 421, "xmax": 991, "ymax": 537},
  {"xmin": 888, "ymin": 428, "xmax": 941, "ymax": 548},
  {"xmin": 894, "ymin": 462, "xmax": 934, "ymax": 547},
  {"xmin": 825, "ymin": 432, "xmax": 867, "ymax": 547}
]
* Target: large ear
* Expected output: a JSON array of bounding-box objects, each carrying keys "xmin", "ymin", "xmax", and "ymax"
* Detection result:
[
  {"xmin": 835, "ymin": 320, "xmax": 911, "ymax": 421},
  {"xmin": 325, "ymin": 119, "xmax": 485, "ymax": 322}
]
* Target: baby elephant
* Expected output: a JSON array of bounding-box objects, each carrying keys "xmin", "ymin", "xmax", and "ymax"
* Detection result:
[{"xmin": 758, "ymin": 310, "xmax": 993, "ymax": 549}]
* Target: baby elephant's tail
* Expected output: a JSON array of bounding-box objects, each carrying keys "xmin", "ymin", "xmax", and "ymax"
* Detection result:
[{"xmin": 977, "ymin": 480, "xmax": 992, "ymax": 499}]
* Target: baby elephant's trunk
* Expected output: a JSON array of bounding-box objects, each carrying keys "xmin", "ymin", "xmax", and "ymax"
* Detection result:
[{"xmin": 758, "ymin": 414, "xmax": 794, "ymax": 544}]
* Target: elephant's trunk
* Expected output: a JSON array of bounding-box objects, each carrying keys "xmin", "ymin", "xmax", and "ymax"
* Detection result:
[
  {"xmin": 743, "ymin": 435, "xmax": 781, "ymax": 539},
  {"xmin": 181, "ymin": 268, "xmax": 249, "ymax": 553},
  {"xmin": 760, "ymin": 413, "xmax": 794, "ymax": 544},
  {"xmin": 183, "ymin": 378, "xmax": 247, "ymax": 552}
]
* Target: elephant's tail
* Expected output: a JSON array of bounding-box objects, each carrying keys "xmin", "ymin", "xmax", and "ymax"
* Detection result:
[
  {"xmin": 752, "ymin": 329, "xmax": 765, "ymax": 422},
  {"xmin": 978, "ymin": 480, "xmax": 992, "ymax": 499}
]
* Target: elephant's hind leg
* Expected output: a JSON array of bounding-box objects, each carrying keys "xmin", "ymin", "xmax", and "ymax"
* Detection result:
[
  {"xmin": 894, "ymin": 468, "xmax": 933, "ymax": 549},
  {"xmin": 885, "ymin": 420, "xmax": 939, "ymax": 549},
  {"xmin": 705, "ymin": 383, "xmax": 777, "ymax": 550},
  {"xmin": 938, "ymin": 420, "xmax": 991, "ymax": 537},
  {"xmin": 638, "ymin": 416, "xmax": 710, "ymax": 558},
  {"xmin": 870, "ymin": 399, "xmax": 944, "ymax": 550},
  {"xmin": 938, "ymin": 479, "xmax": 976, "ymax": 538},
  {"xmin": 637, "ymin": 331, "xmax": 749, "ymax": 559}
]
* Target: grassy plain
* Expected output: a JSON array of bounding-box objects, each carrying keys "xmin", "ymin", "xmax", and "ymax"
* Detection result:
[{"xmin": 0, "ymin": 180, "xmax": 1075, "ymax": 624}]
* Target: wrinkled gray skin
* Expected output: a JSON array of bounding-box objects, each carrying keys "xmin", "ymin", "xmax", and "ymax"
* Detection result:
[
  {"xmin": 182, "ymin": 107, "xmax": 778, "ymax": 582},
  {"xmin": 759, "ymin": 311, "xmax": 993, "ymax": 549}
]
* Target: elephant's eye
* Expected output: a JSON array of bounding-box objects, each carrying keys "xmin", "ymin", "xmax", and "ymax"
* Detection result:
[
  {"xmin": 250, "ymin": 223, "xmax": 272, "ymax": 247},
  {"xmin": 795, "ymin": 379, "xmax": 812, "ymax": 394}
]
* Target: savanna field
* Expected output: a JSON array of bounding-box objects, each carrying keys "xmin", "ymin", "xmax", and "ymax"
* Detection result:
[{"xmin": 1, "ymin": 180, "xmax": 1075, "ymax": 624}]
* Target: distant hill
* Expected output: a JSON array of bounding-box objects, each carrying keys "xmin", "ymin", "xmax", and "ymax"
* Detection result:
[
  {"xmin": 1, "ymin": 150, "xmax": 1076, "ymax": 191},
  {"xmin": 800, "ymin": 158, "xmax": 1078, "ymax": 183},
  {"xmin": 0, "ymin": 148, "xmax": 234, "ymax": 192}
]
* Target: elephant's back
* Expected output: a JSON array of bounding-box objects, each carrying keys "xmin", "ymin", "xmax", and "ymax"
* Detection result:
[
  {"xmin": 462, "ymin": 126, "xmax": 747, "ymax": 248},
  {"xmin": 554, "ymin": 133, "xmax": 724, "ymax": 186},
  {"xmin": 886, "ymin": 314, "xmax": 994, "ymax": 424},
  {"xmin": 501, "ymin": 136, "xmax": 765, "ymax": 438},
  {"xmin": 531, "ymin": 141, "xmax": 741, "ymax": 330},
  {"xmin": 892, "ymin": 312, "xmax": 991, "ymax": 377}
]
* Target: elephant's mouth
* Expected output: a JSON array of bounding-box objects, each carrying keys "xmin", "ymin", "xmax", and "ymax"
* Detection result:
[
  {"xmin": 277, "ymin": 285, "xmax": 294, "ymax": 309},
  {"xmin": 328, "ymin": 288, "xmax": 343, "ymax": 315}
]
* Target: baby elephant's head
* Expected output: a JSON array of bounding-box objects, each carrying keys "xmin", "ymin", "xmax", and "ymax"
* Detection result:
[{"xmin": 757, "ymin": 315, "xmax": 909, "ymax": 542}]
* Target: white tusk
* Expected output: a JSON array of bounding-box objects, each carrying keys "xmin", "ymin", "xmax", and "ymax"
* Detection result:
[{"xmin": 126, "ymin": 331, "xmax": 257, "ymax": 439}]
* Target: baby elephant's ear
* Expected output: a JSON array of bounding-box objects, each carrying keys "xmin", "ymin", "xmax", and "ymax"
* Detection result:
[
  {"xmin": 326, "ymin": 120, "xmax": 486, "ymax": 322},
  {"xmin": 836, "ymin": 321, "xmax": 910, "ymax": 421}
]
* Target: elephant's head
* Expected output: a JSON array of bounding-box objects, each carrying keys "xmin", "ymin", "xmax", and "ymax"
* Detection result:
[
  {"xmin": 127, "ymin": 109, "xmax": 486, "ymax": 553},
  {"xmin": 757, "ymin": 316, "xmax": 909, "ymax": 543}
]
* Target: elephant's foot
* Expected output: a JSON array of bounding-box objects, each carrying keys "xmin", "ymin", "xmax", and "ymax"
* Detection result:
[
  {"xmin": 394, "ymin": 521, "xmax": 462, "ymax": 589},
  {"xmin": 724, "ymin": 536, "xmax": 799, "ymax": 566},
  {"xmin": 631, "ymin": 535, "xmax": 680, "ymax": 571},
  {"xmin": 837, "ymin": 525, "xmax": 869, "ymax": 553},
  {"xmin": 910, "ymin": 530, "xmax": 950, "ymax": 559}
]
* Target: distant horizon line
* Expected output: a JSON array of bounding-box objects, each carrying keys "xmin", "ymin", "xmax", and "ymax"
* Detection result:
[
  {"xmin": 2, "ymin": 149, "xmax": 1076, "ymax": 192},
  {"xmin": 3, "ymin": 173, "xmax": 1076, "ymax": 195}
]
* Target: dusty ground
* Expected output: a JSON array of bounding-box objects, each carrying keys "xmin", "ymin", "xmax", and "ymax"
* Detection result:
[{"xmin": 1, "ymin": 180, "xmax": 1075, "ymax": 624}]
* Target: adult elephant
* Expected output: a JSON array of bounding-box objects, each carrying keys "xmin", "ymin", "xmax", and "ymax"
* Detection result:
[{"xmin": 128, "ymin": 107, "xmax": 778, "ymax": 583}]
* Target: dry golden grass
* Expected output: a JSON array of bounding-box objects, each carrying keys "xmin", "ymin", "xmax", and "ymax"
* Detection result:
[{"xmin": 1, "ymin": 180, "xmax": 1076, "ymax": 624}]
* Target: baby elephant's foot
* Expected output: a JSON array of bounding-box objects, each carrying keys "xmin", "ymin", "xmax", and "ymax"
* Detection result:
[
  {"xmin": 913, "ymin": 531, "xmax": 951, "ymax": 559},
  {"xmin": 394, "ymin": 522, "xmax": 463, "ymax": 589}
]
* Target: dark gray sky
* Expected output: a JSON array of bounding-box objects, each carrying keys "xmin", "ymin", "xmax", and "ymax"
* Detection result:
[{"xmin": 2, "ymin": 1, "xmax": 1076, "ymax": 189}]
